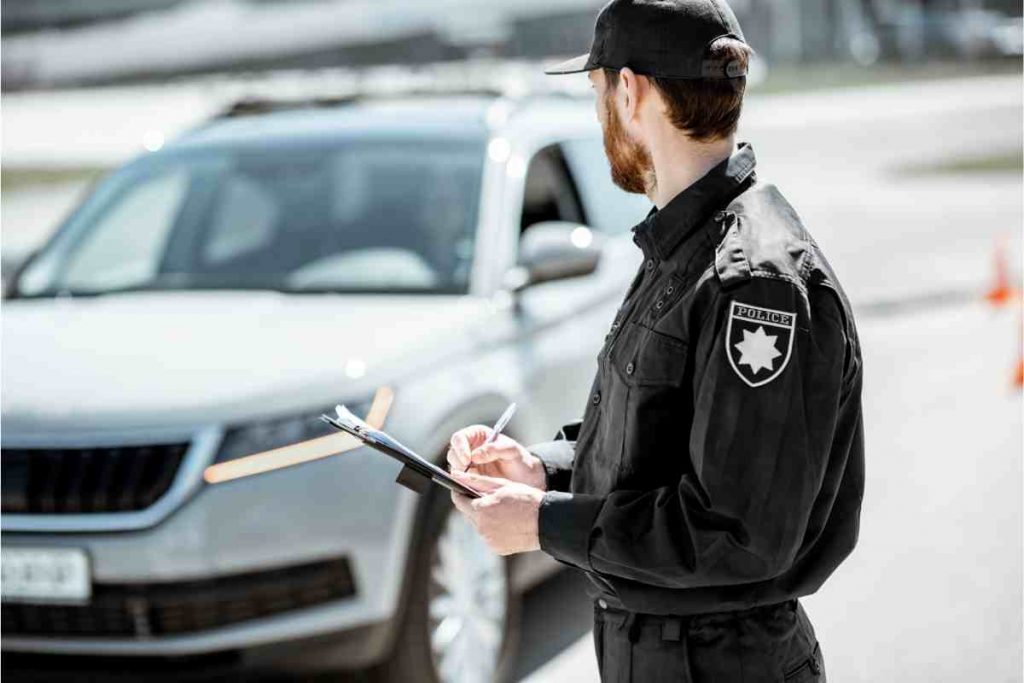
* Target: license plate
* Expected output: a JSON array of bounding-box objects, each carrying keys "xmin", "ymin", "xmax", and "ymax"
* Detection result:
[{"xmin": 1, "ymin": 548, "xmax": 91, "ymax": 604}]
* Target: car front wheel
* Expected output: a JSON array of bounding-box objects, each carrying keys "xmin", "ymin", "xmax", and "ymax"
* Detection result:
[{"xmin": 371, "ymin": 490, "xmax": 519, "ymax": 683}]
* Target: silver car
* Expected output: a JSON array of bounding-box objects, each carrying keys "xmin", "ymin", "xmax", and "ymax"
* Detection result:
[{"xmin": 1, "ymin": 94, "xmax": 649, "ymax": 681}]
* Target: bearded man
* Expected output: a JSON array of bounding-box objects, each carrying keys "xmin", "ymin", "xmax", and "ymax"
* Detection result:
[{"xmin": 447, "ymin": 1, "xmax": 865, "ymax": 681}]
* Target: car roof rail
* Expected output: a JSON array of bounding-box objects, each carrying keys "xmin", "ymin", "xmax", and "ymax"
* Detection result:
[
  {"xmin": 197, "ymin": 60, "xmax": 589, "ymax": 121},
  {"xmin": 216, "ymin": 95, "xmax": 359, "ymax": 118},
  {"xmin": 213, "ymin": 87, "xmax": 511, "ymax": 120}
]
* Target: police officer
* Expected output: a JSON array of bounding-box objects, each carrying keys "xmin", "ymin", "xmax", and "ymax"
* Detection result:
[{"xmin": 447, "ymin": 1, "xmax": 864, "ymax": 680}]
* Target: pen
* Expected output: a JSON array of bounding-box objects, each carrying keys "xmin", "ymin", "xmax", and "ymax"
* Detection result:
[{"xmin": 464, "ymin": 402, "xmax": 517, "ymax": 472}]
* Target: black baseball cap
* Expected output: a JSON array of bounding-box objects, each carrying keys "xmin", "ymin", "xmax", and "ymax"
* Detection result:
[{"xmin": 545, "ymin": 0, "xmax": 748, "ymax": 79}]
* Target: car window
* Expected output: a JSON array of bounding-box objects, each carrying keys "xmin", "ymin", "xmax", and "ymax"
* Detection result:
[
  {"xmin": 17, "ymin": 139, "xmax": 485, "ymax": 297},
  {"xmin": 560, "ymin": 137, "xmax": 651, "ymax": 234},
  {"xmin": 519, "ymin": 144, "xmax": 585, "ymax": 233},
  {"xmin": 61, "ymin": 168, "xmax": 189, "ymax": 292}
]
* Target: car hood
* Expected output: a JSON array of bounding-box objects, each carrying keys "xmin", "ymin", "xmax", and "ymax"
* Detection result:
[{"xmin": 1, "ymin": 291, "xmax": 493, "ymax": 432}]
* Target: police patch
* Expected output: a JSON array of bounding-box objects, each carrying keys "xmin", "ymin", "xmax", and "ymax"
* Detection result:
[{"xmin": 726, "ymin": 301, "xmax": 795, "ymax": 387}]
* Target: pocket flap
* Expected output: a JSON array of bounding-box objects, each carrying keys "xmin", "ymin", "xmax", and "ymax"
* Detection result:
[{"xmin": 625, "ymin": 325, "xmax": 688, "ymax": 386}]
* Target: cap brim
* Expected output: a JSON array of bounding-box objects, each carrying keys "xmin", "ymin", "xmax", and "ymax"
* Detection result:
[{"xmin": 544, "ymin": 53, "xmax": 595, "ymax": 75}]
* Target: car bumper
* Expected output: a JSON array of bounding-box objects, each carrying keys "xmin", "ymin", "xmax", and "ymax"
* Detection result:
[
  {"xmin": 1, "ymin": 445, "xmax": 419, "ymax": 665},
  {"xmin": 2, "ymin": 619, "xmax": 396, "ymax": 676}
]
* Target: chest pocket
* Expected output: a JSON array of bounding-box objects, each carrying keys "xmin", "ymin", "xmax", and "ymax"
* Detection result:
[{"xmin": 621, "ymin": 323, "xmax": 688, "ymax": 387}]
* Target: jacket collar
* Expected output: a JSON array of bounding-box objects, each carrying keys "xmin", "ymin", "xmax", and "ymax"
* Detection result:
[{"xmin": 631, "ymin": 141, "xmax": 757, "ymax": 262}]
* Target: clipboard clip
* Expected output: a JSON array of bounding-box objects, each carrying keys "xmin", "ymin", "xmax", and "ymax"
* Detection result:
[{"xmin": 319, "ymin": 410, "xmax": 483, "ymax": 499}]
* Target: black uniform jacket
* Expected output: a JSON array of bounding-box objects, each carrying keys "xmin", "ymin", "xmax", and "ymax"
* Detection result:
[{"xmin": 528, "ymin": 143, "xmax": 865, "ymax": 616}]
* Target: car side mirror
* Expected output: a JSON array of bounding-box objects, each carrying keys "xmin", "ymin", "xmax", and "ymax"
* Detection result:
[{"xmin": 503, "ymin": 222, "xmax": 604, "ymax": 293}]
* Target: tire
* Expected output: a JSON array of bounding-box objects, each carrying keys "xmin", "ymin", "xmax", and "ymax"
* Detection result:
[{"xmin": 370, "ymin": 488, "xmax": 521, "ymax": 683}]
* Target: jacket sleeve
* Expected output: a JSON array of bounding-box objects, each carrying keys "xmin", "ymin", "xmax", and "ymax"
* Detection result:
[
  {"xmin": 537, "ymin": 277, "xmax": 849, "ymax": 587},
  {"xmin": 526, "ymin": 419, "xmax": 582, "ymax": 492}
]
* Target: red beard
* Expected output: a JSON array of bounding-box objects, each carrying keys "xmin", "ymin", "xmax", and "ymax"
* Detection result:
[{"xmin": 602, "ymin": 92, "xmax": 655, "ymax": 196}]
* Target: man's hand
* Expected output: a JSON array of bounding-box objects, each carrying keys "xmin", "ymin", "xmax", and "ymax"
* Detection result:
[
  {"xmin": 449, "ymin": 471, "xmax": 544, "ymax": 556},
  {"xmin": 446, "ymin": 425, "xmax": 546, "ymax": 490}
]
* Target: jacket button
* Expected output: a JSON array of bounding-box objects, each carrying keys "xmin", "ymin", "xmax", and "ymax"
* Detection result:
[
  {"xmin": 625, "ymin": 362, "xmax": 634, "ymax": 375},
  {"xmin": 645, "ymin": 259, "xmax": 655, "ymax": 270},
  {"xmin": 666, "ymin": 285, "xmax": 674, "ymax": 295},
  {"xmin": 598, "ymin": 599, "xmax": 608, "ymax": 609},
  {"xmin": 655, "ymin": 300, "xmax": 664, "ymax": 309},
  {"xmin": 591, "ymin": 392, "xmax": 601, "ymax": 405}
]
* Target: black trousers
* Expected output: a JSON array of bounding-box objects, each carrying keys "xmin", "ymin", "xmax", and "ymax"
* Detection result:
[{"xmin": 592, "ymin": 599, "xmax": 826, "ymax": 683}]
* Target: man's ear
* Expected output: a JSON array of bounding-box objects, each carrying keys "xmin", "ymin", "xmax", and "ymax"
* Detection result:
[{"xmin": 618, "ymin": 67, "xmax": 644, "ymax": 124}]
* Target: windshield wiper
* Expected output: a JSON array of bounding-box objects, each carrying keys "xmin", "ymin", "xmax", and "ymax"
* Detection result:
[{"xmin": 11, "ymin": 284, "xmax": 167, "ymax": 299}]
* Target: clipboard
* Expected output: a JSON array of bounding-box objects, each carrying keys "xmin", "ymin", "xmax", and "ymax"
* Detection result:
[{"xmin": 320, "ymin": 405, "xmax": 483, "ymax": 499}]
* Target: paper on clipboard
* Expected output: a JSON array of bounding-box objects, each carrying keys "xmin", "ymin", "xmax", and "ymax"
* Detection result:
[{"xmin": 320, "ymin": 405, "xmax": 483, "ymax": 499}]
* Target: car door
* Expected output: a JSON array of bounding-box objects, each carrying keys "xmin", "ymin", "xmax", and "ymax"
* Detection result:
[{"xmin": 513, "ymin": 138, "xmax": 650, "ymax": 442}]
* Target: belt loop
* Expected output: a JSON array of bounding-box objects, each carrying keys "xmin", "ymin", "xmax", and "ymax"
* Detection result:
[
  {"xmin": 661, "ymin": 617, "xmax": 682, "ymax": 642},
  {"xmin": 623, "ymin": 613, "xmax": 641, "ymax": 643},
  {"xmin": 612, "ymin": 611, "xmax": 629, "ymax": 631}
]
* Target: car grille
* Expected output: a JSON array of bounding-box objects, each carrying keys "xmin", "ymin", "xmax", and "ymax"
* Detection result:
[
  {"xmin": 1, "ymin": 443, "xmax": 190, "ymax": 514},
  {"xmin": 1, "ymin": 558, "xmax": 356, "ymax": 638}
]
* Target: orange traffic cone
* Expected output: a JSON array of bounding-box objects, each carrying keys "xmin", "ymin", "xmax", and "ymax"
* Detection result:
[
  {"xmin": 1015, "ymin": 306, "xmax": 1024, "ymax": 390},
  {"xmin": 986, "ymin": 235, "xmax": 1017, "ymax": 306}
]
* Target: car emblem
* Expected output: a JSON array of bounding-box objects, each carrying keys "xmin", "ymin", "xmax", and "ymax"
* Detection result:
[{"xmin": 726, "ymin": 301, "xmax": 795, "ymax": 388}]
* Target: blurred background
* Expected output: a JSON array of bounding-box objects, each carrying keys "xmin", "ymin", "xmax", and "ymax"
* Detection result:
[{"xmin": 1, "ymin": 1, "xmax": 1022, "ymax": 682}]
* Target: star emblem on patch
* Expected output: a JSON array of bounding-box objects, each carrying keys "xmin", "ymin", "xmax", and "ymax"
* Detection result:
[{"xmin": 726, "ymin": 301, "xmax": 795, "ymax": 387}]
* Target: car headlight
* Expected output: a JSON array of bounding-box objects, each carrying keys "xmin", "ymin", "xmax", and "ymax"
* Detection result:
[{"xmin": 213, "ymin": 398, "xmax": 374, "ymax": 464}]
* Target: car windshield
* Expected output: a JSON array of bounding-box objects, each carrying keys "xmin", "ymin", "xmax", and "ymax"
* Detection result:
[{"xmin": 15, "ymin": 138, "xmax": 485, "ymax": 297}]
